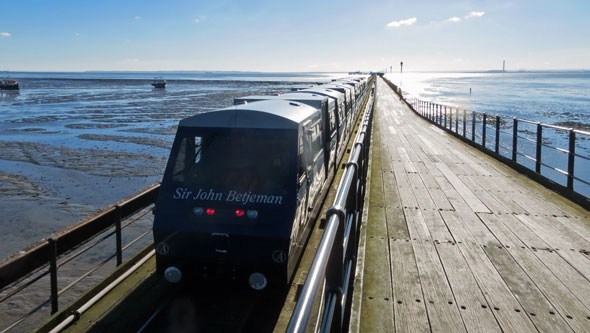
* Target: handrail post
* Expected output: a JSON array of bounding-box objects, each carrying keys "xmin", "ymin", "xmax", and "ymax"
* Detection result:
[
  {"xmin": 567, "ymin": 130, "xmax": 575, "ymax": 189},
  {"xmin": 512, "ymin": 118, "xmax": 518, "ymax": 162},
  {"xmin": 444, "ymin": 106, "xmax": 447, "ymax": 129},
  {"xmin": 49, "ymin": 238, "xmax": 59, "ymax": 314},
  {"xmin": 471, "ymin": 111, "xmax": 476, "ymax": 141},
  {"xmin": 482, "ymin": 113, "xmax": 487, "ymax": 148},
  {"xmin": 455, "ymin": 108, "xmax": 459, "ymax": 134},
  {"xmin": 463, "ymin": 109, "xmax": 466, "ymax": 137},
  {"xmin": 495, "ymin": 115, "xmax": 500, "ymax": 154},
  {"xmin": 536, "ymin": 123, "xmax": 542, "ymax": 174},
  {"xmin": 115, "ymin": 205, "xmax": 123, "ymax": 266}
]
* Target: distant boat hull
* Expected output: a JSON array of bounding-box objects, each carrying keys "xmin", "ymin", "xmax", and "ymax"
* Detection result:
[
  {"xmin": 151, "ymin": 78, "xmax": 166, "ymax": 89},
  {"xmin": 0, "ymin": 80, "xmax": 19, "ymax": 90}
]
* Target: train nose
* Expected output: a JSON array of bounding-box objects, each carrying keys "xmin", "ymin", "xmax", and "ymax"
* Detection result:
[{"xmin": 165, "ymin": 266, "xmax": 183, "ymax": 283}]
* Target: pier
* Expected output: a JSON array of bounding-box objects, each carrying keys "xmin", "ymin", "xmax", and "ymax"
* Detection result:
[
  {"xmin": 353, "ymin": 77, "xmax": 590, "ymax": 331},
  {"xmin": 2, "ymin": 76, "xmax": 590, "ymax": 332}
]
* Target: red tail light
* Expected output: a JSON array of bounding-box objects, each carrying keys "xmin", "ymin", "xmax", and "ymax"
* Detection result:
[
  {"xmin": 206, "ymin": 208, "xmax": 215, "ymax": 215},
  {"xmin": 235, "ymin": 209, "xmax": 245, "ymax": 217}
]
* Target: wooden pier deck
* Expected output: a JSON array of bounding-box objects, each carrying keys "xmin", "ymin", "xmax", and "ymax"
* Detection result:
[{"xmin": 354, "ymin": 77, "xmax": 590, "ymax": 332}]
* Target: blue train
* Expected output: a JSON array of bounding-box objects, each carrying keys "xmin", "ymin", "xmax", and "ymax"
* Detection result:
[{"xmin": 153, "ymin": 76, "xmax": 371, "ymax": 291}]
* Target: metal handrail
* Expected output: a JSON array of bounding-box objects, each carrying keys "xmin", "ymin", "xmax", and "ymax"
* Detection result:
[
  {"xmin": 0, "ymin": 185, "xmax": 158, "ymax": 332},
  {"xmin": 393, "ymin": 82, "xmax": 590, "ymax": 209},
  {"xmin": 288, "ymin": 79, "xmax": 375, "ymax": 332}
]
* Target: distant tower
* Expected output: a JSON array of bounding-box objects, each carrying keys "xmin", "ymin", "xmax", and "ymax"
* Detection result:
[
  {"xmin": 503, "ymin": 60, "xmax": 505, "ymax": 72},
  {"xmin": 400, "ymin": 61, "xmax": 404, "ymax": 74}
]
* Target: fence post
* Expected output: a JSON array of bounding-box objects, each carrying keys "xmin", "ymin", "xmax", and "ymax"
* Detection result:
[
  {"xmin": 444, "ymin": 106, "xmax": 447, "ymax": 129},
  {"xmin": 471, "ymin": 111, "xmax": 476, "ymax": 142},
  {"xmin": 482, "ymin": 113, "xmax": 487, "ymax": 148},
  {"xmin": 495, "ymin": 115, "xmax": 500, "ymax": 154},
  {"xmin": 48, "ymin": 238, "xmax": 59, "ymax": 314},
  {"xmin": 455, "ymin": 108, "xmax": 459, "ymax": 134},
  {"xmin": 512, "ymin": 118, "xmax": 518, "ymax": 162},
  {"xmin": 463, "ymin": 109, "xmax": 466, "ymax": 137},
  {"xmin": 567, "ymin": 130, "xmax": 575, "ymax": 189},
  {"xmin": 115, "ymin": 206, "xmax": 123, "ymax": 266},
  {"xmin": 536, "ymin": 123, "xmax": 542, "ymax": 174}
]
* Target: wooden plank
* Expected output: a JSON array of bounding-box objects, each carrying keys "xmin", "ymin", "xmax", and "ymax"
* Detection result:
[
  {"xmin": 533, "ymin": 249, "xmax": 590, "ymax": 313},
  {"xmin": 483, "ymin": 246, "xmax": 574, "ymax": 332},
  {"xmin": 436, "ymin": 162, "xmax": 491, "ymax": 213},
  {"xmin": 515, "ymin": 214, "xmax": 590, "ymax": 252},
  {"xmin": 404, "ymin": 207, "xmax": 432, "ymax": 241},
  {"xmin": 457, "ymin": 243, "xmax": 538, "ymax": 332},
  {"xmin": 555, "ymin": 216, "xmax": 590, "ymax": 246},
  {"xmin": 435, "ymin": 243, "xmax": 501, "ymax": 332},
  {"xmin": 508, "ymin": 246, "xmax": 590, "ymax": 331},
  {"xmin": 417, "ymin": 134, "xmax": 441, "ymax": 155},
  {"xmin": 481, "ymin": 213, "xmax": 551, "ymax": 250},
  {"xmin": 411, "ymin": 240, "xmax": 466, "ymax": 332},
  {"xmin": 360, "ymin": 118, "xmax": 395, "ymax": 332},
  {"xmin": 381, "ymin": 166, "xmax": 410, "ymax": 240},
  {"xmin": 421, "ymin": 209, "xmax": 454, "ymax": 243},
  {"xmin": 390, "ymin": 240, "xmax": 430, "ymax": 332},
  {"xmin": 440, "ymin": 210, "xmax": 500, "ymax": 247},
  {"xmin": 361, "ymin": 208, "xmax": 395, "ymax": 332}
]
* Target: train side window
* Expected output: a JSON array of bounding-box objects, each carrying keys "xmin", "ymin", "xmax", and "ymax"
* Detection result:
[
  {"xmin": 171, "ymin": 136, "xmax": 201, "ymax": 181},
  {"xmin": 298, "ymin": 132, "xmax": 305, "ymax": 177},
  {"xmin": 171, "ymin": 137, "xmax": 188, "ymax": 181}
]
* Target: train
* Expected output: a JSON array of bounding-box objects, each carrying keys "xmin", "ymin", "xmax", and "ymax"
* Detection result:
[{"xmin": 152, "ymin": 75, "xmax": 373, "ymax": 291}]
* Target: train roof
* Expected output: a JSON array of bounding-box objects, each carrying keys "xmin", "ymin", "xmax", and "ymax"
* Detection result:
[
  {"xmin": 179, "ymin": 99, "xmax": 319, "ymax": 130},
  {"xmin": 299, "ymin": 87, "xmax": 344, "ymax": 100},
  {"xmin": 234, "ymin": 93, "xmax": 329, "ymax": 109}
]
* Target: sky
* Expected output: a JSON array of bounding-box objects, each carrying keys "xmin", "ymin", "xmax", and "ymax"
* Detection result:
[{"xmin": 0, "ymin": 0, "xmax": 589, "ymax": 72}]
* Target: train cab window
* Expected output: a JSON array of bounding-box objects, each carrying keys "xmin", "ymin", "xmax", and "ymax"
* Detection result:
[{"xmin": 168, "ymin": 131, "xmax": 292, "ymax": 193}]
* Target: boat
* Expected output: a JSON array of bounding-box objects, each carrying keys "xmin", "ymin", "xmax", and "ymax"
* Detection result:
[
  {"xmin": 0, "ymin": 79, "xmax": 19, "ymax": 90},
  {"xmin": 151, "ymin": 77, "xmax": 166, "ymax": 88}
]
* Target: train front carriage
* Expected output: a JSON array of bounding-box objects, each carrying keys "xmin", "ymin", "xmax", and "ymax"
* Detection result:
[
  {"xmin": 234, "ymin": 93, "xmax": 338, "ymax": 181},
  {"xmin": 153, "ymin": 100, "xmax": 322, "ymax": 290}
]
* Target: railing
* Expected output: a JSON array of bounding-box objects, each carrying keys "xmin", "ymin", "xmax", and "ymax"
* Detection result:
[
  {"xmin": 288, "ymin": 80, "xmax": 375, "ymax": 332},
  {"xmin": 381, "ymin": 77, "xmax": 590, "ymax": 210},
  {"xmin": 0, "ymin": 184, "xmax": 159, "ymax": 332}
]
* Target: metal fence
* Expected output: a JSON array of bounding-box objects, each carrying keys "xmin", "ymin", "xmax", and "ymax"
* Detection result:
[
  {"xmin": 288, "ymin": 80, "xmax": 375, "ymax": 332},
  {"xmin": 0, "ymin": 184, "xmax": 159, "ymax": 332},
  {"xmin": 403, "ymin": 94, "xmax": 590, "ymax": 210}
]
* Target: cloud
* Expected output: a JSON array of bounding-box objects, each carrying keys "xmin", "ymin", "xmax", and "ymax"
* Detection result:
[
  {"xmin": 465, "ymin": 11, "xmax": 485, "ymax": 18},
  {"xmin": 75, "ymin": 33, "xmax": 80, "ymax": 37},
  {"xmin": 134, "ymin": 16, "xmax": 141, "ymax": 20},
  {"xmin": 0, "ymin": 32, "xmax": 11, "ymax": 37},
  {"xmin": 194, "ymin": 18, "xmax": 199, "ymax": 24},
  {"xmin": 448, "ymin": 17, "xmax": 461, "ymax": 23},
  {"xmin": 386, "ymin": 17, "xmax": 417, "ymax": 28}
]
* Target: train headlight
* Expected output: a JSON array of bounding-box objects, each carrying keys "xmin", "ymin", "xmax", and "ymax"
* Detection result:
[
  {"xmin": 164, "ymin": 266, "xmax": 182, "ymax": 283},
  {"xmin": 193, "ymin": 207, "xmax": 204, "ymax": 216},
  {"xmin": 248, "ymin": 272, "xmax": 267, "ymax": 290},
  {"xmin": 246, "ymin": 210, "xmax": 258, "ymax": 219}
]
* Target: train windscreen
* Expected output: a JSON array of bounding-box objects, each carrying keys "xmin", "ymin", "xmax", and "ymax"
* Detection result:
[{"xmin": 168, "ymin": 131, "xmax": 292, "ymax": 194}]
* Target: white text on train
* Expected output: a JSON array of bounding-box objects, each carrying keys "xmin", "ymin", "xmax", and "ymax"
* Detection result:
[{"xmin": 173, "ymin": 187, "xmax": 283, "ymax": 205}]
